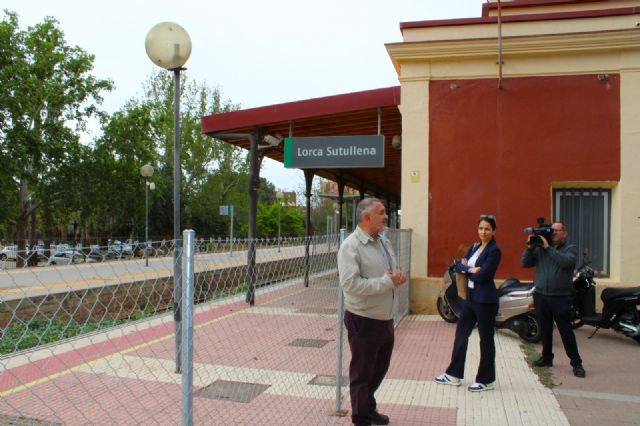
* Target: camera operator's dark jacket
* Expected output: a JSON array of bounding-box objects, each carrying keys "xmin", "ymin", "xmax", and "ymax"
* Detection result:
[{"xmin": 520, "ymin": 242, "xmax": 577, "ymax": 296}]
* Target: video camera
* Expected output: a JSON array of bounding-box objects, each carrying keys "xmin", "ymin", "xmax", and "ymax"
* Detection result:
[{"xmin": 524, "ymin": 217, "xmax": 554, "ymax": 247}]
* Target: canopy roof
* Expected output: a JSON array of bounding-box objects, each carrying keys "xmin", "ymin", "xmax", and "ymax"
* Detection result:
[{"xmin": 201, "ymin": 86, "xmax": 402, "ymax": 201}]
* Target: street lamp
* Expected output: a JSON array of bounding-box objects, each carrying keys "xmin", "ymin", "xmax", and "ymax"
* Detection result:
[
  {"xmin": 276, "ymin": 191, "xmax": 284, "ymax": 252},
  {"xmin": 140, "ymin": 164, "xmax": 154, "ymax": 267},
  {"xmin": 145, "ymin": 22, "xmax": 192, "ymax": 374}
]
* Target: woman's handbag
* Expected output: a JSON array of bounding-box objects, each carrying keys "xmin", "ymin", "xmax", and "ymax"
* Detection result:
[{"xmin": 455, "ymin": 272, "xmax": 468, "ymax": 300}]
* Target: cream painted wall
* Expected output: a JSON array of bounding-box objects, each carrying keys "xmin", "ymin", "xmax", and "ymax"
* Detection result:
[
  {"xmin": 387, "ymin": 29, "xmax": 640, "ymax": 81},
  {"xmin": 400, "ymin": 15, "xmax": 639, "ymax": 43},
  {"xmin": 399, "ymin": 68, "xmax": 429, "ymax": 280},
  {"xmin": 619, "ymin": 69, "xmax": 640, "ymax": 284},
  {"xmin": 398, "ymin": 65, "xmax": 432, "ymax": 312}
]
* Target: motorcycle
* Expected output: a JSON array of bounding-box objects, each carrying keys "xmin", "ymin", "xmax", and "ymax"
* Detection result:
[
  {"xmin": 571, "ymin": 251, "xmax": 640, "ymax": 344},
  {"xmin": 437, "ymin": 263, "xmax": 541, "ymax": 343}
]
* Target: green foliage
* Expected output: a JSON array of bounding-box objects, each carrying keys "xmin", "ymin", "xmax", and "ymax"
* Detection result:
[
  {"xmin": 0, "ymin": 318, "xmax": 121, "ymax": 354},
  {"xmin": 0, "ymin": 10, "xmax": 113, "ymax": 246},
  {"xmin": 0, "ymin": 11, "xmax": 291, "ymax": 243},
  {"xmin": 521, "ymin": 342, "xmax": 554, "ymax": 388},
  {"xmin": 89, "ymin": 69, "xmax": 247, "ymax": 239},
  {"xmin": 0, "ymin": 305, "xmax": 156, "ymax": 355},
  {"xmin": 256, "ymin": 200, "xmax": 305, "ymax": 237}
]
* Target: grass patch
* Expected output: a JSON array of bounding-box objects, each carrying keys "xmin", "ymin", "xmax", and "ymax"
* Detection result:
[
  {"xmin": 0, "ymin": 306, "xmax": 155, "ymax": 355},
  {"xmin": 521, "ymin": 341, "xmax": 555, "ymax": 388}
]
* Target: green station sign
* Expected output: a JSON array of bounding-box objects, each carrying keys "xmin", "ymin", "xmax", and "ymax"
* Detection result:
[{"xmin": 283, "ymin": 135, "xmax": 384, "ymax": 169}]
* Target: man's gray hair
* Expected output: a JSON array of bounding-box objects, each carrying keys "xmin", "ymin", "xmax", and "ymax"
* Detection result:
[{"xmin": 356, "ymin": 197, "xmax": 383, "ymax": 223}]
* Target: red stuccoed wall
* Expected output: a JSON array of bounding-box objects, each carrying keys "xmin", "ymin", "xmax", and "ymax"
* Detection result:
[{"xmin": 428, "ymin": 75, "xmax": 620, "ymax": 279}]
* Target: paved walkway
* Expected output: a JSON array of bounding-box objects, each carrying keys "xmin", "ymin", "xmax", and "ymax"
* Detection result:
[
  {"xmin": 549, "ymin": 325, "xmax": 640, "ymax": 426},
  {"xmin": 0, "ymin": 274, "xmax": 637, "ymax": 425}
]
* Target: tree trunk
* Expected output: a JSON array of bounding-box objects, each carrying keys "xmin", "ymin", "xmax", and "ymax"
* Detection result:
[
  {"xmin": 15, "ymin": 177, "xmax": 30, "ymax": 268},
  {"xmin": 15, "ymin": 215, "xmax": 27, "ymax": 268},
  {"xmin": 28, "ymin": 208, "xmax": 38, "ymax": 266}
]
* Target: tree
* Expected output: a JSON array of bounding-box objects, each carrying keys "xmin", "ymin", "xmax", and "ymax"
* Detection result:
[
  {"xmin": 89, "ymin": 70, "xmax": 246, "ymax": 240},
  {"xmin": 254, "ymin": 185, "xmax": 305, "ymax": 238},
  {"xmin": 0, "ymin": 11, "xmax": 112, "ymax": 261},
  {"xmin": 88, "ymin": 102, "xmax": 157, "ymax": 239}
]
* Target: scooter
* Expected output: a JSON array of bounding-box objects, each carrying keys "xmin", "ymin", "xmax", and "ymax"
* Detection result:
[
  {"xmin": 571, "ymin": 251, "xmax": 640, "ymax": 344},
  {"xmin": 437, "ymin": 263, "xmax": 541, "ymax": 343}
]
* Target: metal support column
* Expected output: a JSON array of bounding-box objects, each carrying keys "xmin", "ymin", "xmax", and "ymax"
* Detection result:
[
  {"xmin": 337, "ymin": 178, "xmax": 345, "ymax": 230},
  {"xmin": 172, "ymin": 68, "xmax": 183, "ymax": 374},
  {"xmin": 303, "ymin": 169, "xmax": 315, "ymax": 287},
  {"xmin": 334, "ymin": 228, "xmax": 347, "ymax": 415},
  {"xmin": 246, "ymin": 130, "xmax": 263, "ymax": 305},
  {"xmin": 181, "ymin": 229, "xmax": 195, "ymax": 426}
]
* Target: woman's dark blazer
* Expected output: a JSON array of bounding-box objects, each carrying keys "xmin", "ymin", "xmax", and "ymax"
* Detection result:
[{"xmin": 463, "ymin": 239, "xmax": 501, "ymax": 304}]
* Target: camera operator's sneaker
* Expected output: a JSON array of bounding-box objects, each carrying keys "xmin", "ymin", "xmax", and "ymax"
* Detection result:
[
  {"xmin": 434, "ymin": 373, "xmax": 461, "ymax": 386},
  {"xmin": 467, "ymin": 382, "xmax": 495, "ymax": 392}
]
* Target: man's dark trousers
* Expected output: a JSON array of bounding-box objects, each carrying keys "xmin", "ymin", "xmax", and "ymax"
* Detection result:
[
  {"xmin": 344, "ymin": 310, "xmax": 394, "ymax": 425},
  {"xmin": 534, "ymin": 292, "xmax": 582, "ymax": 366}
]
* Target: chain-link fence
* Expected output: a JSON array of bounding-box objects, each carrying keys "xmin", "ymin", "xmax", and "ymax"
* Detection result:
[{"xmin": 0, "ymin": 229, "xmax": 411, "ymax": 425}]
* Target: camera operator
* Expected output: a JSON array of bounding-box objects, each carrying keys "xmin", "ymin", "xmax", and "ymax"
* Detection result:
[{"xmin": 521, "ymin": 222, "xmax": 586, "ymax": 378}]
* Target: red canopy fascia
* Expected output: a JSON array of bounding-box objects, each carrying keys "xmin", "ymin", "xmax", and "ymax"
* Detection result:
[{"xmin": 201, "ymin": 86, "xmax": 400, "ymax": 133}]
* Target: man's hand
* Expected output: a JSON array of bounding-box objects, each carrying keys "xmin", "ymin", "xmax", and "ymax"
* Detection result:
[
  {"xmin": 541, "ymin": 236, "xmax": 550, "ymax": 249},
  {"xmin": 387, "ymin": 268, "xmax": 407, "ymax": 287},
  {"xmin": 526, "ymin": 235, "xmax": 535, "ymax": 247}
]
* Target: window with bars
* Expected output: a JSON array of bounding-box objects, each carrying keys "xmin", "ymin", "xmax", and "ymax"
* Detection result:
[{"xmin": 553, "ymin": 188, "xmax": 610, "ymax": 276}]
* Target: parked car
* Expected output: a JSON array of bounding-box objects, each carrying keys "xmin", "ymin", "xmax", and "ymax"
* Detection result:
[
  {"xmin": 51, "ymin": 243, "xmax": 73, "ymax": 255},
  {"xmin": 47, "ymin": 251, "xmax": 93, "ymax": 266},
  {"xmin": 0, "ymin": 245, "xmax": 18, "ymax": 261},
  {"xmin": 30, "ymin": 244, "xmax": 45, "ymax": 260},
  {"xmin": 107, "ymin": 240, "xmax": 134, "ymax": 258},
  {"xmin": 0, "ymin": 243, "xmax": 45, "ymax": 263},
  {"xmin": 85, "ymin": 246, "xmax": 107, "ymax": 262}
]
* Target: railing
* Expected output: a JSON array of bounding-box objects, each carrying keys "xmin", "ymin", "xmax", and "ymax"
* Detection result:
[{"xmin": 0, "ymin": 229, "xmax": 411, "ymax": 425}]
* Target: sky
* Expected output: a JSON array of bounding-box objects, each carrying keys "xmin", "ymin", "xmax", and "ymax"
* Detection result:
[{"xmin": 3, "ymin": 0, "xmax": 483, "ymax": 192}]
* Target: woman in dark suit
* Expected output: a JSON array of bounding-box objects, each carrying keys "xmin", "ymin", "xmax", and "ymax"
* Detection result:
[{"xmin": 435, "ymin": 214, "xmax": 502, "ymax": 392}]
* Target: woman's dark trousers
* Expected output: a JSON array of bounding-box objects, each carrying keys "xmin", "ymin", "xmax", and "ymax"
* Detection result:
[{"xmin": 446, "ymin": 299, "xmax": 498, "ymax": 384}]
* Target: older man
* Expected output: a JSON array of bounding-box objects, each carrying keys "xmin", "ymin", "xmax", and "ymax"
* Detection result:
[
  {"xmin": 521, "ymin": 222, "xmax": 586, "ymax": 378},
  {"xmin": 337, "ymin": 198, "xmax": 407, "ymax": 426}
]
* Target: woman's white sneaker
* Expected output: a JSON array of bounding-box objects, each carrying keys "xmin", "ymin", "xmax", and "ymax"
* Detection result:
[
  {"xmin": 434, "ymin": 373, "xmax": 461, "ymax": 386},
  {"xmin": 467, "ymin": 382, "xmax": 495, "ymax": 392}
]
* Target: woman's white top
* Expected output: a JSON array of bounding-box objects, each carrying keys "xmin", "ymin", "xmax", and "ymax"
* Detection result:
[{"xmin": 467, "ymin": 247, "xmax": 483, "ymax": 289}]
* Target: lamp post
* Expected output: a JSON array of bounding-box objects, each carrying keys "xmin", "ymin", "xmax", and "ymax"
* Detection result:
[
  {"xmin": 145, "ymin": 22, "xmax": 192, "ymax": 374},
  {"xmin": 276, "ymin": 190, "xmax": 284, "ymax": 252},
  {"xmin": 140, "ymin": 164, "xmax": 154, "ymax": 267}
]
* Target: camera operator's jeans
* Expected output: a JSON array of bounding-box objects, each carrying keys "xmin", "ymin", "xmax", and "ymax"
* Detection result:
[{"xmin": 534, "ymin": 292, "xmax": 582, "ymax": 366}]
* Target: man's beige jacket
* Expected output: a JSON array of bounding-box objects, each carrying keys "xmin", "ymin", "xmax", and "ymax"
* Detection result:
[{"xmin": 337, "ymin": 226, "xmax": 398, "ymax": 320}]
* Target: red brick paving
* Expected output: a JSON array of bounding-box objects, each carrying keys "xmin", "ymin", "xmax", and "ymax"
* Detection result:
[
  {"xmin": 5, "ymin": 275, "xmax": 638, "ymax": 425},
  {"xmin": 547, "ymin": 325, "xmax": 640, "ymax": 426},
  {"xmin": 388, "ymin": 319, "xmax": 457, "ymax": 381}
]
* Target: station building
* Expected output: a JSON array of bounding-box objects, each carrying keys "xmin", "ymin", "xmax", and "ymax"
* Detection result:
[{"xmin": 203, "ymin": 0, "xmax": 640, "ymax": 313}]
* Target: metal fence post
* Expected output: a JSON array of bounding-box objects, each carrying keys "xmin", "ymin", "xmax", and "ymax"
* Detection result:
[
  {"xmin": 181, "ymin": 229, "xmax": 195, "ymax": 426},
  {"xmin": 335, "ymin": 228, "xmax": 346, "ymax": 415}
]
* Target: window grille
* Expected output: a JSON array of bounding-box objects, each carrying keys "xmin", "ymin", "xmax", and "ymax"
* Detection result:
[{"xmin": 553, "ymin": 188, "xmax": 610, "ymax": 276}]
